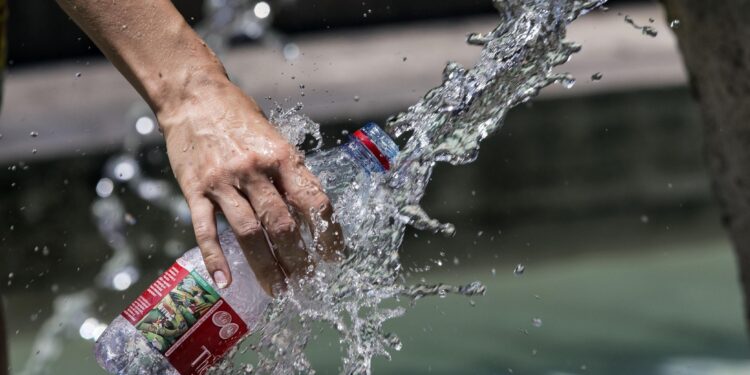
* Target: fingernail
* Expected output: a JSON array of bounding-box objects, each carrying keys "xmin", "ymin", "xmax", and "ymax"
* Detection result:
[{"xmin": 213, "ymin": 270, "xmax": 228, "ymax": 289}]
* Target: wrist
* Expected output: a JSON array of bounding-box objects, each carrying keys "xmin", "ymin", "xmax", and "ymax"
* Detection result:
[
  {"xmin": 154, "ymin": 71, "xmax": 266, "ymax": 138},
  {"xmin": 149, "ymin": 64, "xmax": 231, "ymax": 120}
]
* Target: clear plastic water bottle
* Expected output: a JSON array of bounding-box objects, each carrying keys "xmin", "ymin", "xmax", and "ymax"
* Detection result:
[{"xmin": 94, "ymin": 123, "xmax": 398, "ymax": 375}]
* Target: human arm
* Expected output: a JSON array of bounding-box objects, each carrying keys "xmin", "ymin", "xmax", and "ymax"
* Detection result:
[{"xmin": 54, "ymin": 0, "xmax": 344, "ymax": 294}]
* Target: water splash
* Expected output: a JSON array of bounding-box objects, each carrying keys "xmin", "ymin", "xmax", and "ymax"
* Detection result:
[
  {"xmin": 23, "ymin": 0, "xmax": 608, "ymax": 372},
  {"xmin": 622, "ymin": 14, "xmax": 658, "ymax": 37},
  {"xmin": 220, "ymin": 0, "xmax": 607, "ymax": 373},
  {"xmin": 19, "ymin": 2, "xmax": 297, "ymax": 373}
]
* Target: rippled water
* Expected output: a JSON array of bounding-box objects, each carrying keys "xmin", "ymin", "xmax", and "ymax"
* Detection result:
[{"xmin": 221, "ymin": 0, "xmax": 607, "ymax": 373}]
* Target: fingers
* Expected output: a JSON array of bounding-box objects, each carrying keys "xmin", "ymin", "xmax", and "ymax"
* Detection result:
[
  {"xmin": 278, "ymin": 164, "xmax": 345, "ymax": 262},
  {"xmin": 209, "ymin": 188, "xmax": 286, "ymax": 296},
  {"xmin": 242, "ymin": 179, "xmax": 312, "ymax": 276},
  {"xmin": 188, "ymin": 197, "xmax": 232, "ymax": 289}
]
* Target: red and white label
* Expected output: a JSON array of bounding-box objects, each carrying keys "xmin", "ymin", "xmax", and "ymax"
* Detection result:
[
  {"xmin": 122, "ymin": 263, "xmax": 190, "ymax": 325},
  {"xmin": 121, "ymin": 263, "xmax": 249, "ymax": 375}
]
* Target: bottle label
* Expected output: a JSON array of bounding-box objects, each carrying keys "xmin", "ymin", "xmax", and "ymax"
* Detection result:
[{"xmin": 121, "ymin": 262, "xmax": 248, "ymax": 375}]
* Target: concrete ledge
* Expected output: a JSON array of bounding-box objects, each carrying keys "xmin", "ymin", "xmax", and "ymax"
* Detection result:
[{"xmin": 0, "ymin": 4, "xmax": 686, "ymax": 164}]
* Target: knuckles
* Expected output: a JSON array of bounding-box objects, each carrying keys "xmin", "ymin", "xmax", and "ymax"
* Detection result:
[
  {"xmin": 266, "ymin": 216, "xmax": 297, "ymax": 237},
  {"xmin": 199, "ymin": 167, "xmax": 231, "ymax": 189},
  {"xmin": 288, "ymin": 189, "xmax": 331, "ymax": 214},
  {"xmin": 196, "ymin": 145, "xmax": 297, "ymax": 189},
  {"xmin": 308, "ymin": 192, "xmax": 332, "ymax": 213},
  {"xmin": 200, "ymin": 248, "xmax": 225, "ymax": 269},
  {"xmin": 193, "ymin": 221, "xmax": 217, "ymax": 243},
  {"xmin": 234, "ymin": 220, "xmax": 263, "ymax": 238}
]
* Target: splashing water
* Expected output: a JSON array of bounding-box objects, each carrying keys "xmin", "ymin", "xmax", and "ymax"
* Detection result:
[
  {"xmin": 218, "ymin": 0, "xmax": 607, "ymax": 373},
  {"xmin": 623, "ymin": 14, "xmax": 658, "ymax": 37},
  {"xmin": 23, "ymin": 0, "xmax": 608, "ymax": 373},
  {"xmin": 19, "ymin": 2, "xmax": 297, "ymax": 374}
]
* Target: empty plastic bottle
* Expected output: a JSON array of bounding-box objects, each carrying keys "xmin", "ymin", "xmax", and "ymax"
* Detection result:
[{"xmin": 94, "ymin": 123, "xmax": 398, "ymax": 375}]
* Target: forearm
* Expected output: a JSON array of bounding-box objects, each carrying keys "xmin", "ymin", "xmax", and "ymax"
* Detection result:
[
  {"xmin": 55, "ymin": 0, "xmax": 229, "ymax": 115},
  {"xmin": 57, "ymin": 1, "xmax": 343, "ymax": 294}
]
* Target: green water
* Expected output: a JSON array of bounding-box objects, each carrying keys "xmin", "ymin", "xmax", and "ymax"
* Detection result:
[{"xmin": 5, "ymin": 212, "xmax": 747, "ymax": 374}]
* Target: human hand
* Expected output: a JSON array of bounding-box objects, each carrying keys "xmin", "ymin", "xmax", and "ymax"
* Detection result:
[
  {"xmin": 53, "ymin": 0, "xmax": 343, "ymax": 295},
  {"xmin": 158, "ymin": 76, "xmax": 344, "ymax": 295}
]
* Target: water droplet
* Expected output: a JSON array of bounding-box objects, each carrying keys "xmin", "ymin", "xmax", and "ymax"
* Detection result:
[
  {"xmin": 95, "ymin": 178, "xmax": 114, "ymax": 198},
  {"xmin": 135, "ymin": 116, "xmax": 155, "ymax": 135},
  {"xmin": 31, "ymin": 148, "xmax": 37, "ymax": 154},
  {"xmin": 561, "ymin": 77, "xmax": 576, "ymax": 89},
  {"xmin": 254, "ymin": 1, "xmax": 271, "ymax": 19},
  {"xmin": 113, "ymin": 160, "xmax": 137, "ymax": 181},
  {"xmin": 283, "ymin": 43, "xmax": 300, "ymax": 60},
  {"xmin": 591, "ymin": 72, "xmax": 603, "ymax": 81},
  {"xmin": 642, "ymin": 27, "xmax": 658, "ymax": 37},
  {"xmin": 75, "ymin": 72, "xmax": 82, "ymax": 78},
  {"xmin": 532, "ymin": 318, "xmax": 543, "ymax": 328},
  {"xmin": 30, "ymin": 131, "xmax": 39, "ymax": 137},
  {"xmin": 124, "ymin": 213, "xmax": 137, "ymax": 225},
  {"xmin": 640, "ymin": 215, "xmax": 649, "ymax": 224},
  {"xmin": 439, "ymin": 223, "xmax": 456, "ymax": 237},
  {"xmin": 353, "ymin": 95, "xmax": 360, "ymax": 102},
  {"xmin": 623, "ymin": 14, "xmax": 658, "ymax": 37},
  {"xmin": 112, "ymin": 271, "xmax": 133, "ymax": 291},
  {"xmin": 670, "ymin": 19, "xmax": 681, "ymax": 29},
  {"xmin": 513, "ymin": 264, "xmax": 525, "ymax": 276}
]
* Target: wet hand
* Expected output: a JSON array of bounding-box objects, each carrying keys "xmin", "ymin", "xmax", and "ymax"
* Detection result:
[{"xmin": 158, "ymin": 78, "xmax": 344, "ymax": 295}]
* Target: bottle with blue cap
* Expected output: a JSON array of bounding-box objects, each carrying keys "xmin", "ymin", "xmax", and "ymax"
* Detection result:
[
  {"xmin": 305, "ymin": 122, "xmax": 398, "ymax": 205},
  {"xmin": 94, "ymin": 123, "xmax": 399, "ymax": 375}
]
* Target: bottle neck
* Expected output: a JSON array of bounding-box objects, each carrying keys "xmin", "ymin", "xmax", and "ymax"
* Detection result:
[
  {"xmin": 346, "ymin": 123, "xmax": 399, "ymax": 173},
  {"xmin": 352, "ymin": 129, "xmax": 392, "ymax": 171},
  {"xmin": 344, "ymin": 140, "xmax": 386, "ymax": 174}
]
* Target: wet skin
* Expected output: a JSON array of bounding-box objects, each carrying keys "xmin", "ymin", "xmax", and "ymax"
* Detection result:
[
  {"xmin": 53, "ymin": 0, "xmax": 345, "ymax": 294},
  {"xmin": 0, "ymin": 1, "xmax": 346, "ymax": 368}
]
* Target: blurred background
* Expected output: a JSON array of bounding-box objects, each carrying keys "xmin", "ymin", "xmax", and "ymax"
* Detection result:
[{"xmin": 1, "ymin": 0, "xmax": 748, "ymax": 374}]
